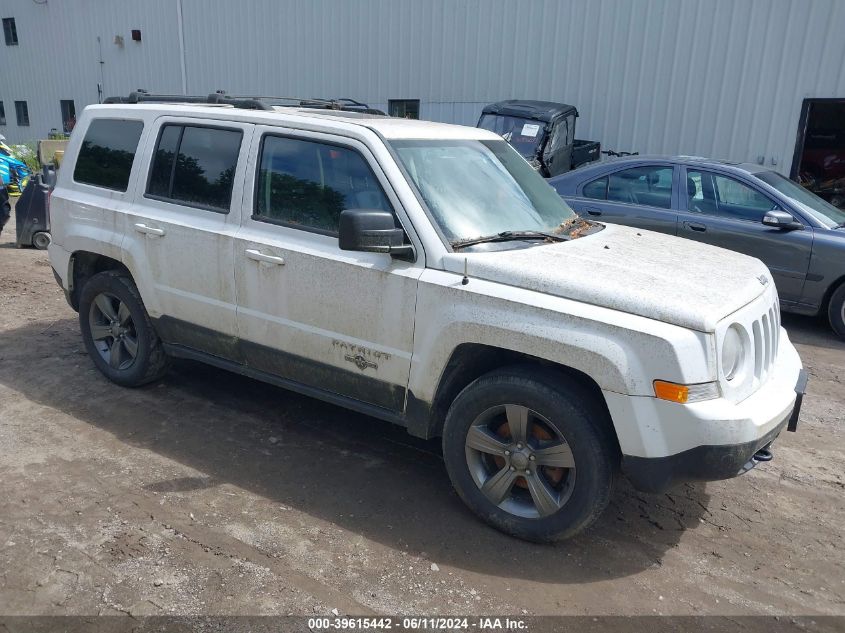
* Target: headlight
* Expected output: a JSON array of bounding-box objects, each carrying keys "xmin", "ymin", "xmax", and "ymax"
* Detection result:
[{"xmin": 722, "ymin": 325, "xmax": 745, "ymax": 381}]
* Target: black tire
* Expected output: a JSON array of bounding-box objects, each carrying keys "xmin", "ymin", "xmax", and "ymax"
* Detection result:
[
  {"xmin": 442, "ymin": 366, "xmax": 615, "ymax": 542},
  {"xmin": 828, "ymin": 282, "xmax": 845, "ymax": 340},
  {"xmin": 78, "ymin": 271, "xmax": 170, "ymax": 387}
]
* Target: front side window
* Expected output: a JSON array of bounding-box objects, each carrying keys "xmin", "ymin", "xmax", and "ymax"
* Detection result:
[
  {"xmin": 390, "ymin": 139, "xmax": 576, "ymax": 243},
  {"xmin": 255, "ymin": 135, "xmax": 391, "ymax": 234},
  {"xmin": 607, "ymin": 166, "xmax": 673, "ymax": 208},
  {"xmin": 73, "ymin": 118, "xmax": 144, "ymax": 191},
  {"xmin": 146, "ymin": 124, "xmax": 242, "ymax": 212},
  {"xmin": 14, "ymin": 101, "xmax": 28, "ymax": 126},
  {"xmin": 713, "ymin": 173, "xmax": 777, "ymax": 221}
]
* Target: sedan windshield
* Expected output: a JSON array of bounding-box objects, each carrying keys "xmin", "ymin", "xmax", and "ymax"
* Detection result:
[
  {"xmin": 390, "ymin": 139, "xmax": 577, "ymax": 244},
  {"xmin": 756, "ymin": 171, "xmax": 845, "ymax": 228}
]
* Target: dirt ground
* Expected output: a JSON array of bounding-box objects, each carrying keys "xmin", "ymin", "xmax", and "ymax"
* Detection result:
[{"xmin": 0, "ymin": 207, "xmax": 843, "ymax": 623}]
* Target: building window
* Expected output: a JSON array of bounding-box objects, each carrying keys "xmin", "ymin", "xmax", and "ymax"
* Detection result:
[
  {"xmin": 14, "ymin": 101, "xmax": 29, "ymax": 126},
  {"xmin": 60, "ymin": 100, "xmax": 76, "ymax": 133},
  {"xmin": 388, "ymin": 99, "xmax": 420, "ymax": 120},
  {"xmin": 3, "ymin": 18, "xmax": 17, "ymax": 46},
  {"xmin": 0, "ymin": 102, "xmax": 6, "ymax": 126},
  {"xmin": 73, "ymin": 118, "xmax": 145, "ymax": 191}
]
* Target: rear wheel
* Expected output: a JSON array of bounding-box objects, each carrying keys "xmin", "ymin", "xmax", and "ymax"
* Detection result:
[
  {"xmin": 828, "ymin": 282, "xmax": 845, "ymax": 340},
  {"xmin": 79, "ymin": 271, "xmax": 169, "ymax": 387},
  {"xmin": 442, "ymin": 367, "xmax": 615, "ymax": 542}
]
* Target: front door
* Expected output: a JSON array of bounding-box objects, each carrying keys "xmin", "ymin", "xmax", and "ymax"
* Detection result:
[
  {"xmin": 234, "ymin": 127, "xmax": 422, "ymax": 412},
  {"xmin": 677, "ymin": 168, "xmax": 812, "ymax": 304},
  {"xmin": 124, "ymin": 118, "xmax": 253, "ymax": 357}
]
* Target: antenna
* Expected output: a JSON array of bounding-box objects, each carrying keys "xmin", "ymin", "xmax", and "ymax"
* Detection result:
[{"xmin": 462, "ymin": 258, "xmax": 469, "ymax": 286}]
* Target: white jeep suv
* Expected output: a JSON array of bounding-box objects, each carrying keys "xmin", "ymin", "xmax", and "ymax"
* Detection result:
[{"xmin": 47, "ymin": 93, "xmax": 807, "ymax": 542}]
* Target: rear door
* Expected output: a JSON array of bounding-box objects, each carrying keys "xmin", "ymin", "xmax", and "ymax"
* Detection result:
[
  {"xmin": 566, "ymin": 164, "xmax": 679, "ymax": 235},
  {"xmin": 676, "ymin": 167, "xmax": 813, "ymax": 304},
  {"xmin": 124, "ymin": 117, "xmax": 253, "ymax": 357}
]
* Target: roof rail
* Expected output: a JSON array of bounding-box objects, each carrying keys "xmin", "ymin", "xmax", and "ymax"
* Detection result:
[
  {"xmin": 103, "ymin": 90, "xmax": 385, "ymax": 114},
  {"xmin": 103, "ymin": 89, "xmax": 272, "ymax": 110}
]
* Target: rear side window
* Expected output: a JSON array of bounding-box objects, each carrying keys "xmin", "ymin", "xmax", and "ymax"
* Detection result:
[
  {"xmin": 73, "ymin": 119, "xmax": 144, "ymax": 191},
  {"xmin": 254, "ymin": 135, "xmax": 391, "ymax": 234},
  {"xmin": 607, "ymin": 166, "xmax": 673, "ymax": 209},
  {"xmin": 146, "ymin": 124, "xmax": 242, "ymax": 212}
]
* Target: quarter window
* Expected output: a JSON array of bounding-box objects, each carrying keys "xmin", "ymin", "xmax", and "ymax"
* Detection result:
[
  {"xmin": 582, "ymin": 176, "xmax": 607, "ymax": 200},
  {"xmin": 73, "ymin": 118, "xmax": 144, "ymax": 191},
  {"xmin": 254, "ymin": 135, "xmax": 391, "ymax": 234},
  {"xmin": 146, "ymin": 124, "xmax": 242, "ymax": 212},
  {"xmin": 607, "ymin": 166, "xmax": 673, "ymax": 208}
]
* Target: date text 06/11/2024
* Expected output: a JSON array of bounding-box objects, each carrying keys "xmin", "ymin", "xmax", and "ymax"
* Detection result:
[{"xmin": 307, "ymin": 616, "xmax": 528, "ymax": 630}]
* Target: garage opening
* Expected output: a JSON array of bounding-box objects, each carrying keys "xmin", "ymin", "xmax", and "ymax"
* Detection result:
[{"xmin": 791, "ymin": 98, "xmax": 845, "ymax": 208}]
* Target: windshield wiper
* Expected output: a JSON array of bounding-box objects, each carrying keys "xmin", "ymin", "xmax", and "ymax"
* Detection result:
[{"xmin": 452, "ymin": 230, "xmax": 568, "ymax": 250}]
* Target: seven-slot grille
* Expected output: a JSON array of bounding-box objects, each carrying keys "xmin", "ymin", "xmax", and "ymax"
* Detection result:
[{"xmin": 751, "ymin": 298, "xmax": 780, "ymax": 383}]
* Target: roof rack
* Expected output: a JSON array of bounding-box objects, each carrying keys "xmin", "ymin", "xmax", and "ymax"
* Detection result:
[{"xmin": 103, "ymin": 90, "xmax": 384, "ymax": 114}]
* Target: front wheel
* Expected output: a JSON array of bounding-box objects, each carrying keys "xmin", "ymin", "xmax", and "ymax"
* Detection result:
[
  {"xmin": 442, "ymin": 367, "xmax": 615, "ymax": 542},
  {"xmin": 828, "ymin": 282, "xmax": 845, "ymax": 340},
  {"xmin": 78, "ymin": 271, "xmax": 170, "ymax": 387}
]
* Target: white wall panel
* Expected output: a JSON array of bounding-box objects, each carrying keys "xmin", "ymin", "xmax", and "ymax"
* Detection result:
[{"xmin": 1, "ymin": 0, "xmax": 844, "ymax": 175}]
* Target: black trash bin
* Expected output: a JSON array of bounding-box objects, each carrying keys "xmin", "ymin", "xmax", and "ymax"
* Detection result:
[
  {"xmin": 15, "ymin": 166, "xmax": 54, "ymax": 249},
  {"xmin": 0, "ymin": 186, "xmax": 10, "ymax": 238}
]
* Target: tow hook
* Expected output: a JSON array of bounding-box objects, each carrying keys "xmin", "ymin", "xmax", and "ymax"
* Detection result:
[
  {"xmin": 738, "ymin": 442, "xmax": 775, "ymax": 474},
  {"xmin": 753, "ymin": 446, "xmax": 773, "ymax": 462}
]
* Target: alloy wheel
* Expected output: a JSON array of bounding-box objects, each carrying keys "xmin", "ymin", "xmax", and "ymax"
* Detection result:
[
  {"xmin": 464, "ymin": 404, "xmax": 576, "ymax": 519},
  {"xmin": 88, "ymin": 292, "xmax": 139, "ymax": 371}
]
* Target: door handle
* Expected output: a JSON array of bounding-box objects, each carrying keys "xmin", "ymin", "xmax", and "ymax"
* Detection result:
[
  {"xmin": 245, "ymin": 249, "xmax": 285, "ymax": 266},
  {"xmin": 584, "ymin": 207, "xmax": 603, "ymax": 216},
  {"xmin": 684, "ymin": 221, "xmax": 707, "ymax": 232},
  {"xmin": 134, "ymin": 223, "xmax": 165, "ymax": 237}
]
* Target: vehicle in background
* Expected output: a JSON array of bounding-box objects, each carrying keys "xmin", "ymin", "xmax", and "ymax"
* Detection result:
[
  {"xmin": 477, "ymin": 100, "xmax": 600, "ymax": 177},
  {"xmin": 549, "ymin": 156, "xmax": 845, "ymax": 338}
]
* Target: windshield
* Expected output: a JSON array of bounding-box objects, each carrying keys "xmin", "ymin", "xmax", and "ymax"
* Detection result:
[
  {"xmin": 756, "ymin": 171, "xmax": 845, "ymax": 228},
  {"xmin": 390, "ymin": 139, "xmax": 577, "ymax": 244},
  {"xmin": 477, "ymin": 114, "xmax": 545, "ymax": 158}
]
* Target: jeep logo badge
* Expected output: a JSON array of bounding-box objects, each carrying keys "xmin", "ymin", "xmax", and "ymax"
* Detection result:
[{"xmin": 758, "ymin": 275, "xmax": 769, "ymax": 286}]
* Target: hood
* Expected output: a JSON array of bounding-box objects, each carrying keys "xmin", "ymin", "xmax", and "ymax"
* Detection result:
[{"xmin": 446, "ymin": 224, "xmax": 772, "ymax": 332}]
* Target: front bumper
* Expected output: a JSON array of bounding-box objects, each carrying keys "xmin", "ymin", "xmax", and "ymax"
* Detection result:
[{"xmin": 604, "ymin": 330, "xmax": 806, "ymax": 493}]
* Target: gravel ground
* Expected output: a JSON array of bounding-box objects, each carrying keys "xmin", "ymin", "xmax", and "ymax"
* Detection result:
[{"xmin": 0, "ymin": 208, "xmax": 843, "ymax": 624}]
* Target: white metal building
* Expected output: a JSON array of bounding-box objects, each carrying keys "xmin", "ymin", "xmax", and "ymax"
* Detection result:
[{"xmin": 1, "ymin": 0, "xmax": 844, "ymax": 177}]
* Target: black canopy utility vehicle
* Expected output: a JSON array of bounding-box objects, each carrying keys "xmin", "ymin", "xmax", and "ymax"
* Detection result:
[{"xmin": 477, "ymin": 100, "xmax": 601, "ymax": 177}]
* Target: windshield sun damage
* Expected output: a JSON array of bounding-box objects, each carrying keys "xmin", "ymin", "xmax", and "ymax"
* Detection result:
[{"xmin": 390, "ymin": 139, "xmax": 590, "ymax": 248}]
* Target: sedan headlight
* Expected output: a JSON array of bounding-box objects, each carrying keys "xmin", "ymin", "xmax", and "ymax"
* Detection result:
[{"xmin": 722, "ymin": 324, "xmax": 745, "ymax": 381}]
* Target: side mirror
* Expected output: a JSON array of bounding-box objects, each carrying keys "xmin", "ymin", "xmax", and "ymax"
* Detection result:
[
  {"xmin": 762, "ymin": 210, "xmax": 803, "ymax": 230},
  {"xmin": 338, "ymin": 209, "xmax": 414, "ymax": 259}
]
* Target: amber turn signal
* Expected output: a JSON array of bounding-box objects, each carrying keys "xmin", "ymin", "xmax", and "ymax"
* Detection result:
[{"xmin": 653, "ymin": 380, "xmax": 689, "ymax": 404}]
